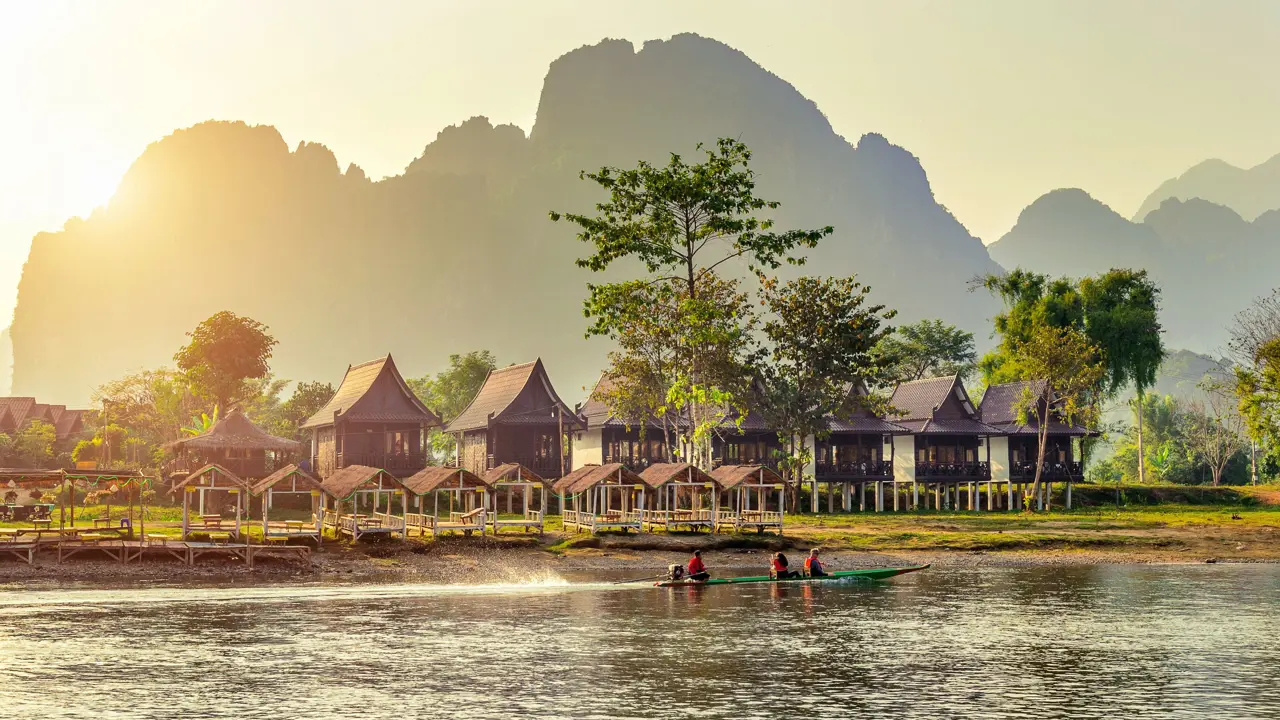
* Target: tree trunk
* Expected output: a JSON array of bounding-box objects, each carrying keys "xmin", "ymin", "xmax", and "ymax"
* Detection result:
[
  {"xmin": 1031, "ymin": 413, "xmax": 1049, "ymax": 512},
  {"xmin": 1136, "ymin": 387, "xmax": 1146, "ymax": 484},
  {"xmin": 1250, "ymin": 439, "xmax": 1257, "ymax": 486}
]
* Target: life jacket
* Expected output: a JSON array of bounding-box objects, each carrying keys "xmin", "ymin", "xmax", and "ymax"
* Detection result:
[{"xmin": 805, "ymin": 556, "xmax": 822, "ymax": 573}]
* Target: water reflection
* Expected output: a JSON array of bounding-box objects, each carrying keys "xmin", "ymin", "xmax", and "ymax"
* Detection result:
[{"xmin": 0, "ymin": 565, "xmax": 1276, "ymax": 719}]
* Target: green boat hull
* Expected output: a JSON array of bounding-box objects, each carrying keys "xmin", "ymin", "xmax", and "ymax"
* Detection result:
[{"xmin": 654, "ymin": 564, "xmax": 928, "ymax": 587}]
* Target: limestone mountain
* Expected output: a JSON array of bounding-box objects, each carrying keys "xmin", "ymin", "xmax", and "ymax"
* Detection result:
[
  {"xmin": 1134, "ymin": 153, "xmax": 1280, "ymax": 222},
  {"xmin": 988, "ymin": 188, "xmax": 1280, "ymax": 352},
  {"xmin": 10, "ymin": 33, "xmax": 1000, "ymax": 405}
]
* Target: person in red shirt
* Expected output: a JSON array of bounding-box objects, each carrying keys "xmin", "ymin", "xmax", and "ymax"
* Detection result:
[
  {"xmin": 804, "ymin": 548, "xmax": 827, "ymax": 577},
  {"xmin": 686, "ymin": 550, "xmax": 710, "ymax": 582},
  {"xmin": 770, "ymin": 552, "xmax": 798, "ymax": 579}
]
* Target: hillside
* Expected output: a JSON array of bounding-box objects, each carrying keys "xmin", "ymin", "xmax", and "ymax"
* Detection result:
[
  {"xmin": 988, "ymin": 189, "xmax": 1280, "ymax": 352},
  {"xmin": 9, "ymin": 34, "xmax": 1000, "ymax": 404},
  {"xmin": 1134, "ymin": 154, "xmax": 1280, "ymax": 222}
]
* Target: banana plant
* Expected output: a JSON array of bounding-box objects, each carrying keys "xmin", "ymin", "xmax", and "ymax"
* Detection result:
[{"xmin": 181, "ymin": 405, "xmax": 220, "ymax": 436}]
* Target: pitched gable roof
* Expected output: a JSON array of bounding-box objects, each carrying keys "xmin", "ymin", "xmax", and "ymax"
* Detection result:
[
  {"xmin": 250, "ymin": 464, "xmax": 329, "ymax": 496},
  {"xmin": 319, "ymin": 464, "xmax": 407, "ymax": 499},
  {"xmin": 446, "ymin": 359, "xmax": 581, "ymax": 433},
  {"xmin": 301, "ymin": 354, "xmax": 441, "ymax": 429},
  {"xmin": 167, "ymin": 409, "xmax": 302, "ymax": 452},
  {"xmin": 888, "ymin": 375, "xmax": 998, "ymax": 435},
  {"xmin": 979, "ymin": 380, "xmax": 1094, "ymax": 437},
  {"xmin": 638, "ymin": 462, "xmax": 717, "ymax": 489},
  {"xmin": 0, "ymin": 398, "xmax": 36, "ymax": 430},
  {"xmin": 402, "ymin": 466, "xmax": 488, "ymax": 494},
  {"xmin": 552, "ymin": 463, "xmax": 644, "ymax": 494},
  {"xmin": 709, "ymin": 463, "xmax": 787, "ymax": 488},
  {"xmin": 53, "ymin": 409, "xmax": 85, "ymax": 441}
]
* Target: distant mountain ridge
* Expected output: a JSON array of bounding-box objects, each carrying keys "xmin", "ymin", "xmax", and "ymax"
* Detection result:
[
  {"xmin": 1134, "ymin": 153, "xmax": 1280, "ymax": 222},
  {"xmin": 10, "ymin": 33, "xmax": 1000, "ymax": 405},
  {"xmin": 989, "ymin": 188, "xmax": 1280, "ymax": 352}
]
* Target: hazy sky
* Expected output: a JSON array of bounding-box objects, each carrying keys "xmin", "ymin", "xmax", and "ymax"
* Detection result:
[{"xmin": 2, "ymin": 0, "xmax": 1278, "ymax": 328}]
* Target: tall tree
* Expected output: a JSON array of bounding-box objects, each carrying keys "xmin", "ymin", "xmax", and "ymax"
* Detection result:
[
  {"xmin": 408, "ymin": 350, "xmax": 497, "ymax": 462},
  {"xmin": 174, "ymin": 311, "xmax": 277, "ymax": 410},
  {"xmin": 757, "ymin": 275, "xmax": 896, "ymax": 505},
  {"xmin": 551, "ymin": 138, "xmax": 830, "ymax": 468},
  {"xmin": 1079, "ymin": 269, "xmax": 1165, "ymax": 483},
  {"xmin": 1009, "ymin": 324, "xmax": 1105, "ymax": 508},
  {"xmin": 1184, "ymin": 383, "xmax": 1247, "ymax": 487},
  {"xmin": 1227, "ymin": 290, "xmax": 1280, "ymax": 483},
  {"xmin": 874, "ymin": 318, "xmax": 976, "ymax": 385}
]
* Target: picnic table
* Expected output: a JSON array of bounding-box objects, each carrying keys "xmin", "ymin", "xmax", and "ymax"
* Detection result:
[
  {"xmin": 284, "ymin": 520, "xmax": 307, "ymax": 531},
  {"xmin": 92, "ymin": 518, "xmax": 114, "ymax": 529},
  {"xmin": 200, "ymin": 515, "xmax": 224, "ymax": 529},
  {"xmin": 32, "ymin": 519, "xmax": 52, "ymax": 530}
]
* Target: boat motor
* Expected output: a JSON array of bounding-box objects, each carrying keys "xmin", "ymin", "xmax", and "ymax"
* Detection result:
[{"xmin": 667, "ymin": 564, "xmax": 685, "ymax": 582}]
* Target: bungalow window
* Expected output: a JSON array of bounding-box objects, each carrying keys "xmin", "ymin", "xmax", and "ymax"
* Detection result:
[{"xmin": 385, "ymin": 431, "xmax": 406, "ymax": 455}]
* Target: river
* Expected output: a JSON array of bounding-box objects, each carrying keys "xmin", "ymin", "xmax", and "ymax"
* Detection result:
[{"xmin": 0, "ymin": 564, "xmax": 1276, "ymax": 719}]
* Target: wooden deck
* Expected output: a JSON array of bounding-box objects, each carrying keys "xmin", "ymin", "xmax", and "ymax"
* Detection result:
[
  {"xmin": 562, "ymin": 509, "xmax": 641, "ymax": 534},
  {"xmin": 714, "ymin": 510, "xmax": 784, "ymax": 534},
  {"xmin": 0, "ymin": 537, "xmax": 311, "ymax": 568},
  {"xmin": 640, "ymin": 509, "xmax": 716, "ymax": 533}
]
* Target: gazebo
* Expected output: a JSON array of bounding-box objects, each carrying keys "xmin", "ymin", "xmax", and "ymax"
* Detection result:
[
  {"xmin": 166, "ymin": 409, "xmax": 302, "ymax": 480},
  {"xmin": 401, "ymin": 466, "xmax": 489, "ymax": 537},
  {"xmin": 710, "ymin": 464, "xmax": 788, "ymax": 534},
  {"xmin": 318, "ymin": 465, "xmax": 409, "ymax": 541},
  {"xmin": 553, "ymin": 463, "xmax": 646, "ymax": 534},
  {"xmin": 172, "ymin": 464, "xmax": 251, "ymax": 541},
  {"xmin": 483, "ymin": 463, "xmax": 545, "ymax": 534},
  {"xmin": 251, "ymin": 464, "xmax": 333, "ymax": 544},
  {"xmin": 638, "ymin": 463, "xmax": 720, "ymax": 533}
]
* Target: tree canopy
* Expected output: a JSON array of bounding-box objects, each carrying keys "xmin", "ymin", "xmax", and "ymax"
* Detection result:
[
  {"xmin": 408, "ymin": 350, "xmax": 498, "ymax": 462},
  {"xmin": 874, "ymin": 318, "xmax": 976, "ymax": 385},
  {"xmin": 174, "ymin": 311, "xmax": 277, "ymax": 410}
]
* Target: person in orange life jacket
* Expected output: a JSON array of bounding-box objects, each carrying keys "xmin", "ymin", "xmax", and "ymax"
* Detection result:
[
  {"xmin": 804, "ymin": 548, "xmax": 827, "ymax": 577},
  {"xmin": 686, "ymin": 550, "xmax": 710, "ymax": 582},
  {"xmin": 770, "ymin": 552, "xmax": 798, "ymax": 580}
]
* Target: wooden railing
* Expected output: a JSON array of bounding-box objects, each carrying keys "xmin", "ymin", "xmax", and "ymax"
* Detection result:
[
  {"xmin": 335, "ymin": 452, "xmax": 427, "ymax": 472},
  {"xmin": 915, "ymin": 461, "xmax": 991, "ymax": 479},
  {"xmin": 1010, "ymin": 461, "xmax": 1083, "ymax": 480},
  {"xmin": 487, "ymin": 454, "xmax": 562, "ymax": 476},
  {"xmin": 713, "ymin": 456, "xmax": 785, "ymax": 472},
  {"xmin": 815, "ymin": 460, "xmax": 892, "ymax": 479}
]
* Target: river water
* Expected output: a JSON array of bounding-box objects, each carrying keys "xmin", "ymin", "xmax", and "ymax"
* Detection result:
[{"xmin": 0, "ymin": 564, "xmax": 1276, "ymax": 720}]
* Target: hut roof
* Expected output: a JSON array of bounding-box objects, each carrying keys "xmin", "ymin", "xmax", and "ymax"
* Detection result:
[
  {"xmin": 301, "ymin": 355, "xmax": 441, "ymax": 430},
  {"xmin": 709, "ymin": 464, "xmax": 787, "ymax": 489},
  {"xmin": 402, "ymin": 466, "xmax": 488, "ymax": 494},
  {"xmin": 888, "ymin": 375, "xmax": 999, "ymax": 435},
  {"xmin": 577, "ymin": 374, "xmax": 686, "ymax": 430},
  {"xmin": 483, "ymin": 462, "xmax": 545, "ymax": 485},
  {"xmin": 0, "ymin": 399, "xmax": 87, "ymax": 440},
  {"xmin": 167, "ymin": 409, "xmax": 302, "ymax": 452},
  {"xmin": 446, "ymin": 359, "xmax": 582, "ymax": 433},
  {"xmin": 53, "ymin": 409, "xmax": 85, "ymax": 440},
  {"xmin": 978, "ymin": 380, "xmax": 1095, "ymax": 437},
  {"xmin": 638, "ymin": 462, "xmax": 717, "ymax": 489},
  {"xmin": 553, "ymin": 463, "xmax": 645, "ymax": 494},
  {"xmin": 320, "ymin": 464, "xmax": 405, "ymax": 499},
  {"xmin": 170, "ymin": 463, "xmax": 250, "ymax": 490},
  {"xmin": 250, "ymin": 464, "xmax": 329, "ymax": 496}
]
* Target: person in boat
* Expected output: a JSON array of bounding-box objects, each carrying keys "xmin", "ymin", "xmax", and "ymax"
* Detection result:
[
  {"xmin": 804, "ymin": 548, "xmax": 827, "ymax": 578},
  {"xmin": 770, "ymin": 552, "xmax": 798, "ymax": 580},
  {"xmin": 686, "ymin": 550, "xmax": 710, "ymax": 582}
]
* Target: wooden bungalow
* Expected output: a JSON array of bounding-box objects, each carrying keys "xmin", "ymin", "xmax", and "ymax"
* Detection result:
[
  {"xmin": 554, "ymin": 463, "xmax": 646, "ymax": 534},
  {"xmin": 712, "ymin": 411, "xmax": 786, "ymax": 471},
  {"xmin": 301, "ymin": 355, "xmax": 442, "ymax": 479},
  {"xmin": 445, "ymin": 359, "xmax": 582, "ymax": 479},
  {"xmin": 318, "ymin": 465, "xmax": 409, "ymax": 540},
  {"xmin": 401, "ymin": 466, "xmax": 489, "ymax": 537},
  {"xmin": 812, "ymin": 383, "xmax": 912, "ymax": 512},
  {"xmin": 250, "ymin": 464, "xmax": 333, "ymax": 544},
  {"xmin": 710, "ymin": 464, "xmax": 788, "ymax": 534},
  {"xmin": 172, "ymin": 463, "xmax": 251, "ymax": 541},
  {"xmin": 889, "ymin": 375, "xmax": 1000, "ymax": 511},
  {"xmin": 166, "ymin": 409, "xmax": 302, "ymax": 479},
  {"xmin": 638, "ymin": 462, "xmax": 720, "ymax": 533},
  {"xmin": 483, "ymin": 463, "xmax": 545, "ymax": 534},
  {"xmin": 0, "ymin": 398, "xmax": 86, "ymax": 445},
  {"xmin": 980, "ymin": 380, "xmax": 1096, "ymax": 510},
  {"xmin": 573, "ymin": 374, "xmax": 682, "ymax": 471}
]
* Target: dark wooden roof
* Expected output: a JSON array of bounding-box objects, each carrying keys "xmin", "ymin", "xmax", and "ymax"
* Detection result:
[
  {"xmin": 167, "ymin": 409, "xmax": 302, "ymax": 452},
  {"xmin": 402, "ymin": 466, "xmax": 488, "ymax": 494},
  {"xmin": 709, "ymin": 464, "xmax": 787, "ymax": 488},
  {"xmin": 0, "ymin": 397, "xmax": 87, "ymax": 440},
  {"xmin": 979, "ymin": 380, "xmax": 1095, "ymax": 437},
  {"xmin": 250, "ymin": 464, "xmax": 330, "ymax": 496},
  {"xmin": 578, "ymin": 374, "xmax": 686, "ymax": 430},
  {"xmin": 483, "ymin": 463, "xmax": 545, "ymax": 484},
  {"xmin": 552, "ymin": 463, "xmax": 644, "ymax": 494},
  {"xmin": 319, "ymin": 464, "xmax": 406, "ymax": 499},
  {"xmin": 638, "ymin": 462, "xmax": 718, "ymax": 489},
  {"xmin": 446, "ymin": 359, "xmax": 582, "ymax": 433},
  {"xmin": 889, "ymin": 375, "xmax": 999, "ymax": 435},
  {"xmin": 301, "ymin": 355, "xmax": 441, "ymax": 430}
]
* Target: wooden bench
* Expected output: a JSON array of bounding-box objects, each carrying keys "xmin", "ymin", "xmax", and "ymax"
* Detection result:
[{"xmin": 206, "ymin": 532, "xmax": 232, "ymax": 544}]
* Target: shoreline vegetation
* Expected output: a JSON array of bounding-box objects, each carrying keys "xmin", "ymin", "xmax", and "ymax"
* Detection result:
[{"xmin": 3, "ymin": 485, "xmax": 1277, "ymax": 586}]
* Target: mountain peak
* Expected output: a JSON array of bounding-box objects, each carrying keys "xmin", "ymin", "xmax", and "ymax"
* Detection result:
[{"xmin": 1134, "ymin": 151, "xmax": 1280, "ymax": 222}]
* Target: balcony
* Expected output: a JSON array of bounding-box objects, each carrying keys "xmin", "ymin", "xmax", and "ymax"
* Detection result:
[
  {"xmin": 815, "ymin": 459, "xmax": 892, "ymax": 480},
  {"xmin": 488, "ymin": 454, "xmax": 563, "ymax": 477},
  {"xmin": 335, "ymin": 451, "xmax": 427, "ymax": 474},
  {"xmin": 604, "ymin": 454, "xmax": 663, "ymax": 472},
  {"xmin": 915, "ymin": 461, "xmax": 990, "ymax": 480},
  {"xmin": 714, "ymin": 456, "xmax": 785, "ymax": 473},
  {"xmin": 1010, "ymin": 461, "xmax": 1083, "ymax": 481}
]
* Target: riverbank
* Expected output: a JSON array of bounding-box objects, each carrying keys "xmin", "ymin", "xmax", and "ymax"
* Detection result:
[{"xmin": 2, "ymin": 504, "xmax": 1276, "ymax": 586}]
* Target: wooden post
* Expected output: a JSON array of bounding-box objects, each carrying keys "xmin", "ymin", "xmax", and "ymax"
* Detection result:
[
  {"xmin": 875, "ymin": 481, "xmax": 884, "ymax": 512},
  {"xmin": 1066, "ymin": 481, "xmax": 1073, "ymax": 510},
  {"xmin": 182, "ymin": 486, "xmax": 190, "ymax": 539},
  {"xmin": 1007, "ymin": 480, "xmax": 1014, "ymax": 512},
  {"xmin": 912, "ymin": 480, "xmax": 919, "ymax": 510}
]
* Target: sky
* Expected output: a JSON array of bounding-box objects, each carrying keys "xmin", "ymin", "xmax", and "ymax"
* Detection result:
[{"xmin": 2, "ymin": 0, "xmax": 1278, "ymax": 329}]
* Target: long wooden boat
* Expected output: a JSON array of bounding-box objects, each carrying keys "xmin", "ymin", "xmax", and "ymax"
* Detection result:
[{"xmin": 654, "ymin": 564, "xmax": 928, "ymax": 588}]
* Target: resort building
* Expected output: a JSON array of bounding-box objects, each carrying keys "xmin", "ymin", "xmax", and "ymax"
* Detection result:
[
  {"xmin": 573, "ymin": 374, "xmax": 679, "ymax": 470},
  {"xmin": 979, "ymin": 380, "xmax": 1094, "ymax": 508},
  {"xmin": 301, "ymin": 355, "xmax": 441, "ymax": 479},
  {"xmin": 0, "ymin": 397, "xmax": 85, "ymax": 443},
  {"xmin": 888, "ymin": 375, "xmax": 999, "ymax": 509},
  {"xmin": 445, "ymin": 359, "xmax": 581, "ymax": 479}
]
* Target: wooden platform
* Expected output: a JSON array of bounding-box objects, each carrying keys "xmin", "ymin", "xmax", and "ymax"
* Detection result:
[{"xmin": 0, "ymin": 539, "xmax": 311, "ymax": 568}]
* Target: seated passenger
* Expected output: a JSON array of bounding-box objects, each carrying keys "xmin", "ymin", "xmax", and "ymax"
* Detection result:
[
  {"xmin": 770, "ymin": 552, "xmax": 798, "ymax": 580},
  {"xmin": 804, "ymin": 548, "xmax": 827, "ymax": 577}
]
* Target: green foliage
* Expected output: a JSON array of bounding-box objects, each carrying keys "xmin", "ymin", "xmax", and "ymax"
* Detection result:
[
  {"xmin": 269, "ymin": 380, "xmax": 337, "ymax": 441},
  {"xmin": 71, "ymin": 438, "xmax": 98, "ymax": 463},
  {"xmin": 1079, "ymin": 269, "xmax": 1165, "ymax": 398},
  {"xmin": 1097, "ymin": 393, "xmax": 1250, "ymax": 486},
  {"xmin": 874, "ymin": 318, "xmax": 976, "ymax": 385},
  {"xmin": 174, "ymin": 311, "xmax": 277, "ymax": 409},
  {"xmin": 4, "ymin": 420, "xmax": 58, "ymax": 468},
  {"xmin": 757, "ymin": 275, "xmax": 896, "ymax": 485},
  {"xmin": 182, "ymin": 406, "xmax": 220, "ymax": 437},
  {"xmin": 552, "ymin": 138, "xmax": 828, "ymax": 468},
  {"xmin": 94, "ymin": 368, "xmax": 203, "ymax": 448},
  {"xmin": 408, "ymin": 351, "xmax": 497, "ymax": 461}
]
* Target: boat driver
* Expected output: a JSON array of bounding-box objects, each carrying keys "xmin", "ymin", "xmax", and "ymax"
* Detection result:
[{"xmin": 686, "ymin": 550, "xmax": 710, "ymax": 582}]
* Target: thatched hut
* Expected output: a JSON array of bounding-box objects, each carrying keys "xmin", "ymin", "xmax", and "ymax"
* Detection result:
[
  {"xmin": 401, "ymin": 466, "xmax": 489, "ymax": 537},
  {"xmin": 709, "ymin": 464, "xmax": 788, "ymax": 534},
  {"xmin": 553, "ymin": 463, "xmax": 646, "ymax": 534},
  {"xmin": 638, "ymin": 463, "xmax": 720, "ymax": 533},
  {"xmin": 167, "ymin": 409, "xmax": 302, "ymax": 480}
]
